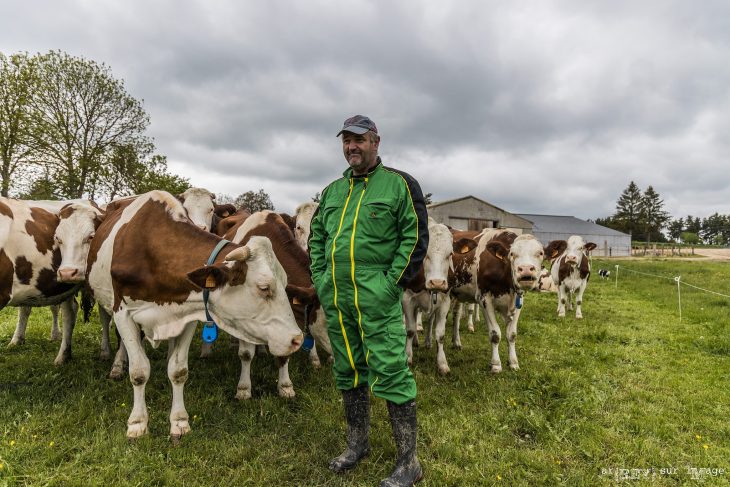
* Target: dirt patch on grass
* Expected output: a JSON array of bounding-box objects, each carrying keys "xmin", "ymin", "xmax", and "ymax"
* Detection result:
[{"xmin": 692, "ymin": 248, "xmax": 730, "ymax": 261}]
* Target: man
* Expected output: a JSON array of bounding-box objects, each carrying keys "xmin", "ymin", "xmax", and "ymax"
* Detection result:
[{"xmin": 309, "ymin": 115, "xmax": 428, "ymax": 486}]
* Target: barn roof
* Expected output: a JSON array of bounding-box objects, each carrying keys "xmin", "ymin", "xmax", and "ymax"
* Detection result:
[
  {"xmin": 428, "ymin": 195, "xmax": 509, "ymax": 213},
  {"xmin": 516, "ymin": 214, "xmax": 630, "ymax": 237}
]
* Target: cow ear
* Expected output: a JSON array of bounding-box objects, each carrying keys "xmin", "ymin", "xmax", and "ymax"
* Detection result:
[
  {"xmin": 187, "ymin": 265, "xmax": 230, "ymax": 290},
  {"xmin": 585, "ymin": 242, "xmax": 597, "ymax": 252},
  {"xmin": 453, "ymin": 237, "xmax": 477, "ymax": 254},
  {"xmin": 287, "ymin": 284, "xmax": 316, "ymax": 305},
  {"xmin": 486, "ymin": 241, "xmax": 508, "ymax": 261},
  {"xmin": 545, "ymin": 240, "xmax": 567, "ymax": 259}
]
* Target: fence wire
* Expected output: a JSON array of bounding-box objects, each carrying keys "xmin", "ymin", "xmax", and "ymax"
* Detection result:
[{"xmin": 613, "ymin": 264, "xmax": 730, "ymax": 322}]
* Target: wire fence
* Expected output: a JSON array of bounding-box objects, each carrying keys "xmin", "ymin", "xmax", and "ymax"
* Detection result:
[{"xmin": 613, "ymin": 264, "xmax": 730, "ymax": 322}]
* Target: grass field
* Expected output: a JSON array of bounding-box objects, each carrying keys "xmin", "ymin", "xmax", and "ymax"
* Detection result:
[{"xmin": 1, "ymin": 258, "xmax": 729, "ymax": 486}]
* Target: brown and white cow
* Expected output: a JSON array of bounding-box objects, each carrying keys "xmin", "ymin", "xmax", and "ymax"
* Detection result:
[
  {"xmin": 86, "ymin": 191, "xmax": 303, "ymax": 439},
  {"xmin": 293, "ymin": 201, "xmax": 318, "ymax": 251},
  {"xmin": 216, "ymin": 210, "xmax": 328, "ymax": 399},
  {"xmin": 546, "ymin": 235, "xmax": 596, "ymax": 319},
  {"xmin": 403, "ymin": 220, "xmax": 476, "ymax": 375},
  {"xmin": 0, "ymin": 197, "xmax": 86, "ymax": 365},
  {"xmin": 450, "ymin": 230, "xmax": 546, "ymax": 372}
]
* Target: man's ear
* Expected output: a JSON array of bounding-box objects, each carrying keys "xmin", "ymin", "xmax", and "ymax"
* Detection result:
[{"xmin": 187, "ymin": 264, "xmax": 230, "ymax": 290}]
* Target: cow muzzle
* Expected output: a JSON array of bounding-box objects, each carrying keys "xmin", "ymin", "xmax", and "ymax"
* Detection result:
[
  {"xmin": 425, "ymin": 279, "xmax": 449, "ymax": 292},
  {"xmin": 57, "ymin": 267, "xmax": 85, "ymax": 282}
]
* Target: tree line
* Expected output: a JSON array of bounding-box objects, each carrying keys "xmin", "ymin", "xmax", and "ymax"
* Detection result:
[
  {"xmin": 595, "ymin": 181, "xmax": 730, "ymax": 245},
  {"xmin": 0, "ymin": 50, "xmax": 189, "ymax": 200}
]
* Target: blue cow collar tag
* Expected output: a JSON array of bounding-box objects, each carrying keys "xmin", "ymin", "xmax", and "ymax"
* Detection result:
[{"xmin": 515, "ymin": 294, "xmax": 523, "ymax": 309}]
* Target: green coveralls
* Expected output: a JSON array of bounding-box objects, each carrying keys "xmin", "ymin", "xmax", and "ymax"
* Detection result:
[{"xmin": 309, "ymin": 160, "xmax": 428, "ymax": 404}]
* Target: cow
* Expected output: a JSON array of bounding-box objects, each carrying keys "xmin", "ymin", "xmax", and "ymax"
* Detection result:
[
  {"xmin": 537, "ymin": 266, "xmax": 558, "ymax": 292},
  {"xmin": 0, "ymin": 197, "xmax": 85, "ymax": 365},
  {"xmin": 546, "ymin": 235, "xmax": 597, "ymax": 319},
  {"xmin": 450, "ymin": 230, "xmax": 546, "ymax": 372},
  {"xmin": 403, "ymin": 220, "xmax": 476, "ymax": 375},
  {"xmin": 216, "ymin": 210, "xmax": 328, "ymax": 399},
  {"xmin": 292, "ymin": 201, "xmax": 318, "ymax": 251},
  {"xmin": 86, "ymin": 191, "xmax": 303, "ymax": 439}
]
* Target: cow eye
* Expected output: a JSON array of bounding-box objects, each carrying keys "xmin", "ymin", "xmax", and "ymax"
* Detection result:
[{"xmin": 55, "ymin": 237, "xmax": 63, "ymax": 245}]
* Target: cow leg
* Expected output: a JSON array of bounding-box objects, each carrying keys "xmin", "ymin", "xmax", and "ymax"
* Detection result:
[
  {"xmin": 99, "ymin": 306, "xmax": 112, "ymax": 360},
  {"xmin": 466, "ymin": 303, "xmax": 476, "ymax": 332},
  {"xmin": 506, "ymin": 304, "xmax": 521, "ymax": 371},
  {"xmin": 451, "ymin": 302, "xmax": 463, "ymax": 349},
  {"xmin": 49, "ymin": 305, "xmax": 61, "ymax": 341},
  {"xmin": 110, "ymin": 326, "xmax": 129, "ymax": 380},
  {"xmin": 403, "ymin": 292, "xmax": 418, "ymax": 365},
  {"xmin": 481, "ymin": 296, "xmax": 502, "ymax": 373},
  {"xmin": 567, "ymin": 290, "xmax": 574, "ymax": 311},
  {"xmin": 115, "ymin": 311, "xmax": 150, "ymax": 439},
  {"xmin": 435, "ymin": 294, "xmax": 452, "ymax": 375},
  {"xmin": 9, "ymin": 307, "xmax": 32, "ymax": 346},
  {"xmin": 557, "ymin": 285, "xmax": 567, "ymax": 317},
  {"xmin": 575, "ymin": 281, "xmax": 588, "ymax": 319},
  {"xmin": 167, "ymin": 321, "xmax": 197, "ymax": 441},
  {"xmin": 236, "ymin": 341, "xmax": 256, "ymax": 400},
  {"xmin": 276, "ymin": 356, "xmax": 295, "ymax": 398},
  {"xmin": 415, "ymin": 310, "xmax": 424, "ymax": 333},
  {"xmin": 199, "ymin": 341, "xmax": 214, "ymax": 358},
  {"xmin": 308, "ymin": 346, "xmax": 322, "ymax": 369},
  {"xmin": 54, "ymin": 297, "xmax": 78, "ymax": 366}
]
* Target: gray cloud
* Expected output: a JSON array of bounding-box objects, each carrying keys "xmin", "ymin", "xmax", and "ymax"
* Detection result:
[{"xmin": 2, "ymin": 0, "xmax": 729, "ymax": 218}]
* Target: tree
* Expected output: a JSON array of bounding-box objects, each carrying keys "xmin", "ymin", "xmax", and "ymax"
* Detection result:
[
  {"xmin": 667, "ymin": 218, "xmax": 684, "ymax": 242},
  {"xmin": 27, "ymin": 50, "xmax": 151, "ymax": 199},
  {"xmin": 614, "ymin": 181, "xmax": 643, "ymax": 236},
  {"xmin": 701, "ymin": 213, "xmax": 728, "ymax": 245},
  {"xmin": 234, "ymin": 189, "xmax": 274, "ymax": 212},
  {"xmin": 638, "ymin": 185, "xmax": 669, "ymax": 244},
  {"xmin": 424, "ymin": 192, "xmax": 433, "ymax": 205},
  {"xmin": 0, "ymin": 52, "xmax": 35, "ymax": 196},
  {"xmin": 681, "ymin": 232, "xmax": 700, "ymax": 245}
]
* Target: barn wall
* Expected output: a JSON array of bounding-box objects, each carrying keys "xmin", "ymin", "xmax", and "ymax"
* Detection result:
[
  {"xmin": 534, "ymin": 232, "xmax": 631, "ymax": 256},
  {"xmin": 428, "ymin": 199, "xmax": 532, "ymax": 234}
]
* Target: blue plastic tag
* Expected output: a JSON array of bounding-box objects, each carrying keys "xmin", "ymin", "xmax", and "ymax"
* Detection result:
[
  {"xmin": 515, "ymin": 294, "xmax": 523, "ymax": 309},
  {"xmin": 201, "ymin": 321, "xmax": 218, "ymax": 343},
  {"xmin": 301, "ymin": 334, "xmax": 315, "ymax": 353}
]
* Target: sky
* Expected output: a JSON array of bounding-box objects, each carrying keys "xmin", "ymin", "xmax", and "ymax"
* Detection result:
[{"xmin": 2, "ymin": 0, "xmax": 729, "ymax": 220}]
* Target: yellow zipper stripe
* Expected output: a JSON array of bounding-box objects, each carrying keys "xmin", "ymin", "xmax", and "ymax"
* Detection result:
[
  {"xmin": 349, "ymin": 178, "xmax": 370, "ymax": 364},
  {"xmin": 331, "ymin": 179, "xmax": 358, "ymax": 387}
]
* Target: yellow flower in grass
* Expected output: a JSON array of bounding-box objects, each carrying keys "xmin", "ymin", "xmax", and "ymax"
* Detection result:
[
  {"xmin": 0, "ymin": 462, "xmax": 4, "ymax": 471},
  {"xmin": 703, "ymin": 444, "xmax": 709, "ymax": 450},
  {"xmin": 9, "ymin": 440, "xmax": 15, "ymax": 447},
  {"xmin": 496, "ymin": 474, "xmax": 502, "ymax": 481},
  {"xmin": 555, "ymin": 459, "xmax": 562, "ymax": 465},
  {"xmin": 695, "ymin": 434, "xmax": 702, "ymax": 441},
  {"xmin": 49, "ymin": 441, "xmax": 55, "ymax": 447}
]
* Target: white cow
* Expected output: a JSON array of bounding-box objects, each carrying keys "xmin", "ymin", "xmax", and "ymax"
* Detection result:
[
  {"xmin": 293, "ymin": 201, "xmax": 318, "ymax": 251},
  {"xmin": 546, "ymin": 235, "xmax": 596, "ymax": 319},
  {"xmin": 87, "ymin": 191, "xmax": 303, "ymax": 439}
]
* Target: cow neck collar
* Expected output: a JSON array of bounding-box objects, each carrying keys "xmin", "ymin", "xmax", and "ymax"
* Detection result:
[
  {"xmin": 343, "ymin": 157, "xmax": 382, "ymax": 179},
  {"xmin": 200, "ymin": 238, "xmax": 232, "ymax": 343}
]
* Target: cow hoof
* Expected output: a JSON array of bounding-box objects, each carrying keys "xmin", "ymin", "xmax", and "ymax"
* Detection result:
[
  {"xmin": 424, "ymin": 341, "xmax": 432, "ymax": 349},
  {"xmin": 50, "ymin": 331, "xmax": 62, "ymax": 341},
  {"xmin": 558, "ymin": 312, "xmax": 566, "ymax": 318},
  {"xmin": 438, "ymin": 365, "xmax": 450, "ymax": 376},
  {"xmin": 309, "ymin": 358, "xmax": 322, "ymax": 369},
  {"xmin": 99, "ymin": 350, "xmax": 111, "ymax": 361},
  {"xmin": 509, "ymin": 363, "xmax": 520, "ymax": 371},
  {"xmin": 170, "ymin": 421, "xmax": 191, "ymax": 440},
  {"xmin": 235, "ymin": 388, "xmax": 252, "ymax": 401},
  {"xmin": 453, "ymin": 342, "xmax": 462, "ymax": 350},
  {"xmin": 416, "ymin": 325, "xmax": 424, "ymax": 332},
  {"xmin": 109, "ymin": 366, "xmax": 126, "ymax": 381},
  {"xmin": 576, "ymin": 314, "xmax": 583, "ymax": 320},
  {"xmin": 407, "ymin": 356, "xmax": 413, "ymax": 367},
  {"xmin": 490, "ymin": 364, "xmax": 503, "ymax": 373},
  {"xmin": 126, "ymin": 422, "xmax": 149, "ymax": 439},
  {"xmin": 278, "ymin": 384, "xmax": 296, "ymax": 399},
  {"xmin": 8, "ymin": 337, "xmax": 24, "ymax": 347},
  {"xmin": 54, "ymin": 352, "xmax": 71, "ymax": 366},
  {"xmin": 467, "ymin": 325, "xmax": 475, "ymax": 333}
]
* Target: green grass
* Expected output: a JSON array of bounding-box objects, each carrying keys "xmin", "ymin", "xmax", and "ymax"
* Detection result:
[{"xmin": 1, "ymin": 259, "xmax": 729, "ymax": 486}]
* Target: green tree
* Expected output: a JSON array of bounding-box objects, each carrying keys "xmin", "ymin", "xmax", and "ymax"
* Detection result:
[
  {"xmin": 613, "ymin": 181, "xmax": 642, "ymax": 236},
  {"xmin": 681, "ymin": 232, "xmax": 700, "ymax": 245},
  {"xmin": 667, "ymin": 217, "xmax": 684, "ymax": 242},
  {"xmin": 234, "ymin": 189, "xmax": 275, "ymax": 212},
  {"xmin": 27, "ymin": 50, "xmax": 151, "ymax": 199},
  {"xmin": 701, "ymin": 213, "xmax": 728, "ymax": 245},
  {"xmin": 0, "ymin": 52, "xmax": 36, "ymax": 196},
  {"xmin": 638, "ymin": 185, "xmax": 669, "ymax": 244}
]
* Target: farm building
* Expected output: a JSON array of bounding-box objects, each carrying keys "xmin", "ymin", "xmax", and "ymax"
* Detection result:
[
  {"xmin": 516, "ymin": 214, "xmax": 632, "ymax": 257},
  {"xmin": 427, "ymin": 196, "xmax": 532, "ymax": 234}
]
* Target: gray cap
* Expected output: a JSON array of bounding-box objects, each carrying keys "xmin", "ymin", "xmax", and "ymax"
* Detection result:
[{"xmin": 336, "ymin": 115, "xmax": 378, "ymax": 137}]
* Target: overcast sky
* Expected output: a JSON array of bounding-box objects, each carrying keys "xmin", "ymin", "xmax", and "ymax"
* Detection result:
[{"xmin": 2, "ymin": 0, "xmax": 729, "ymax": 219}]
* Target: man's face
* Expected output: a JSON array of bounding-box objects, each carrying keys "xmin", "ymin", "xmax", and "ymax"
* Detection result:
[{"xmin": 342, "ymin": 131, "xmax": 379, "ymax": 174}]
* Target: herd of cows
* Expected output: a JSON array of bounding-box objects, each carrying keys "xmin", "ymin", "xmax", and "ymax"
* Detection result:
[{"xmin": 0, "ymin": 189, "xmax": 597, "ymax": 440}]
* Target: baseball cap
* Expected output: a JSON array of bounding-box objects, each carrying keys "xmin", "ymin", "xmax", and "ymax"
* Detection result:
[{"xmin": 336, "ymin": 115, "xmax": 378, "ymax": 137}]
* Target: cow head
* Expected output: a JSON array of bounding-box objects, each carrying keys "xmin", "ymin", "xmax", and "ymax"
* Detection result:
[
  {"xmin": 293, "ymin": 201, "xmax": 318, "ymax": 251},
  {"xmin": 507, "ymin": 235, "xmax": 545, "ymax": 290},
  {"xmin": 55, "ymin": 203, "xmax": 104, "ymax": 282},
  {"xmin": 421, "ymin": 222, "xmax": 455, "ymax": 292},
  {"xmin": 186, "ymin": 236, "xmax": 303, "ymax": 356},
  {"xmin": 563, "ymin": 235, "xmax": 596, "ymax": 268},
  {"xmin": 178, "ymin": 187, "xmax": 215, "ymax": 231}
]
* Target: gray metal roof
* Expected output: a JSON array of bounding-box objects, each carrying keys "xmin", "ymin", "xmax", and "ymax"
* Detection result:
[{"xmin": 516, "ymin": 214, "xmax": 630, "ymax": 237}]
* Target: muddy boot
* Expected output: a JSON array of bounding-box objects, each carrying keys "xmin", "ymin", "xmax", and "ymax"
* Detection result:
[
  {"xmin": 380, "ymin": 399, "xmax": 423, "ymax": 487},
  {"xmin": 329, "ymin": 385, "xmax": 370, "ymax": 473}
]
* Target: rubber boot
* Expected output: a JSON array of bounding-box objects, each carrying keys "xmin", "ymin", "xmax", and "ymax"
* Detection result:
[
  {"xmin": 329, "ymin": 385, "xmax": 370, "ymax": 473},
  {"xmin": 380, "ymin": 399, "xmax": 423, "ymax": 487}
]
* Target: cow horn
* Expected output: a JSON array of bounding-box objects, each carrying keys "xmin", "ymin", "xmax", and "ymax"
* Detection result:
[{"xmin": 224, "ymin": 245, "xmax": 251, "ymax": 262}]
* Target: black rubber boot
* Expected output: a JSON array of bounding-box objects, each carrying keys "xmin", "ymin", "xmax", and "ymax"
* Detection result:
[
  {"xmin": 380, "ymin": 399, "xmax": 423, "ymax": 487},
  {"xmin": 328, "ymin": 385, "xmax": 370, "ymax": 473}
]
